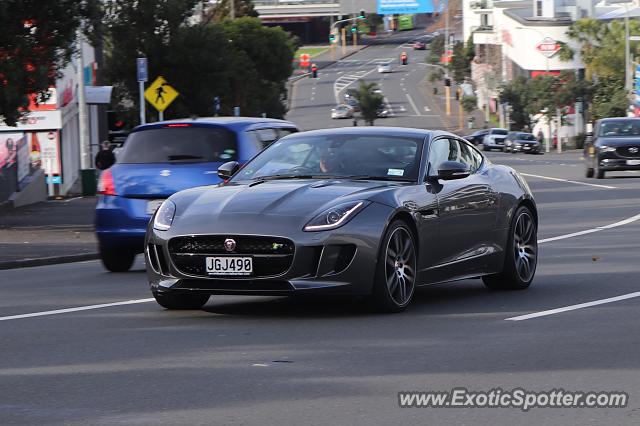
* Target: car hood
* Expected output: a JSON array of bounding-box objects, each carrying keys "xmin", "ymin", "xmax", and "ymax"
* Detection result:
[
  {"xmin": 597, "ymin": 136, "xmax": 640, "ymax": 146},
  {"xmin": 170, "ymin": 179, "xmax": 401, "ymax": 232}
]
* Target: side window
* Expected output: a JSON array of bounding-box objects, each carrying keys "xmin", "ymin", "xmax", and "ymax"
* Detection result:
[
  {"xmin": 427, "ymin": 138, "xmax": 457, "ymax": 177},
  {"xmin": 278, "ymin": 128, "xmax": 298, "ymax": 138},
  {"xmin": 458, "ymin": 139, "xmax": 483, "ymax": 173}
]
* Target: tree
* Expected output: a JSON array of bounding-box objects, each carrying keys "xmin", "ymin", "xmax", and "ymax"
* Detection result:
[
  {"xmin": 450, "ymin": 36, "xmax": 475, "ymax": 83},
  {"xmin": 103, "ymin": 3, "xmax": 295, "ymax": 120},
  {"xmin": 0, "ymin": 1, "xmax": 85, "ymax": 125},
  {"xmin": 462, "ymin": 96, "xmax": 477, "ymax": 114},
  {"xmin": 202, "ymin": 0, "xmax": 258, "ymax": 24},
  {"xmin": 500, "ymin": 76, "xmax": 533, "ymax": 130},
  {"xmin": 427, "ymin": 34, "xmax": 445, "ymax": 65},
  {"xmin": 354, "ymin": 80, "xmax": 384, "ymax": 126}
]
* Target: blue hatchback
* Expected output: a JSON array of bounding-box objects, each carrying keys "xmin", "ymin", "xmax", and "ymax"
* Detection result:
[{"xmin": 95, "ymin": 117, "xmax": 299, "ymax": 271}]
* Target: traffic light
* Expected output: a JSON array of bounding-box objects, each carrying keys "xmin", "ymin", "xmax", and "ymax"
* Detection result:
[
  {"xmin": 108, "ymin": 110, "xmax": 127, "ymax": 132},
  {"xmin": 444, "ymin": 78, "xmax": 451, "ymax": 87},
  {"xmin": 359, "ymin": 10, "xmax": 365, "ymax": 18},
  {"xmin": 329, "ymin": 33, "xmax": 336, "ymax": 43},
  {"xmin": 351, "ymin": 24, "xmax": 357, "ymax": 33}
]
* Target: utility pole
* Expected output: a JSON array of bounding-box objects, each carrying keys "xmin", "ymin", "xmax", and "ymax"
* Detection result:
[
  {"xmin": 458, "ymin": 88, "xmax": 464, "ymax": 130},
  {"xmin": 341, "ymin": 27, "xmax": 347, "ymax": 55},
  {"xmin": 77, "ymin": 32, "xmax": 91, "ymax": 171},
  {"xmin": 230, "ymin": 0, "xmax": 235, "ymax": 20}
]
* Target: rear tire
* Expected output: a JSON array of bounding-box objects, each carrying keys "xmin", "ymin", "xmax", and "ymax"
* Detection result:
[
  {"xmin": 153, "ymin": 292, "xmax": 210, "ymax": 310},
  {"xmin": 371, "ymin": 220, "xmax": 417, "ymax": 313},
  {"xmin": 100, "ymin": 247, "xmax": 135, "ymax": 272},
  {"xmin": 483, "ymin": 206, "xmax": 537, "ymax": 290}
]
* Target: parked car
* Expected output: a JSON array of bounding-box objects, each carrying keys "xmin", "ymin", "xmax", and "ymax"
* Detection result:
[
  {"xmin": 413, "ymin": 41, "xmax": 426, "ymax": 50},
  {"xmin": 145, "ymin": 128, "xmax": 537, "ymax": 312},
  {"xmin": 482, "ymin": 128, "xmax": 509, "ymax": 151},
  {"xmin": 344, "ymin": 89, "xmax": 358, "ymax": 100},
  {"xmin": 377, "ymin": 106, "xmax": 390, "ymax": 118},
  {"xmin": 505, "ymin": 132, "xmax": 540, "ymax": 154},
  {"xmin": 95, "ymin": 117, "xmax": 299, "ymax": 272},
  {"xmin": 584, "ymin": 117, "xmax": 640, "ymax": 179},
  {"xmin": 378, "ymin": 62, "xmax": 393, "ymax": 73},
  {"xmin": 331, "ymin": 104, "xmax": 354, "ymax": 119},
  {"xmin": 346, "ymin": 97, "xmax": 360, "ymax": 112},
  {"xmin": 463, "ymin": 129, "xmax": 489, "ymax": 146}
]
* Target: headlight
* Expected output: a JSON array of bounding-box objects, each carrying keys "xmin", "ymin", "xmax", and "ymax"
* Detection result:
[
  {"xmin": 600, "ymin": 146, "xmax": 617, "ymax": 152},
  {"xmin": 153, "ymin": 200, "xmax": 176, "ymax": 231},
  {"xmin": 303, "ymin": 200, "xmax": 369, "ymax": 231}
]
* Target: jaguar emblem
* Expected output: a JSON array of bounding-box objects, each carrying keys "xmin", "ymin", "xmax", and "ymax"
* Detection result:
[{"xmin": 224, "ymin": 238, "xmax": 236, "ymax": 252}]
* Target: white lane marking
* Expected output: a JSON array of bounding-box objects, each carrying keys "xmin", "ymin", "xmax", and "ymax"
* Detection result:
[
  {"xmin": 406, "ymin": 93, "xmax": 421, "ymax": 116},
  {"xmin": 383, "ymin": 96, "xmax": 394, "ymax": 116},
  {"xmin": 0, "ymin": 298, "xmax": 155, "ymax": 322},
  {"xmin": 424, "ymin": 105, "xmax": 431, "ymax": 112},
  {"xmin": 520, "ymin": 173, "xmax": 618, "ymax": 189},
  {"xmin": 538, "ymin": 212, "xmax": 640, "ymax": 243},
  {"xmin": 505, "ymin": 292, "xmax": 640, "ymax": 321}
]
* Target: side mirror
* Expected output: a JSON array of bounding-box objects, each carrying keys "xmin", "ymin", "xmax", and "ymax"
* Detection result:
[
  {"xmin": 437, "ymin": 161, "xmax": 471, "ymax": 180},
  {"xmin": 217, "ymin": 161, "xmax": 240, "ymax": 180}
]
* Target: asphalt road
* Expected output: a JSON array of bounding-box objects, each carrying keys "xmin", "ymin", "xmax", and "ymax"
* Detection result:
[
  {"xmin": 1, "ymin": 149, "xmax": 640, "ymax": 425},
  {"xmin": 287, "ymin": 29, "xmax": 447, "ymax": 131}
]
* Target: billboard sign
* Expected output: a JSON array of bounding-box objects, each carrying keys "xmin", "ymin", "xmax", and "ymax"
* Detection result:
[{"xmin": 377, "ymin": 0, "xmax": 434, "ymax": 15}]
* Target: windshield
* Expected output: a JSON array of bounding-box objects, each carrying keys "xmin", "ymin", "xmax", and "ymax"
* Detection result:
[
  {"xmin": 118, "ymin": 127, "xmax": 237, "ymax": 164},
  {"xmin": 598, "ymin": 120, "xmax": 640, "ymax": 137},
  {"xmin": 232, "ymin": 133, "xmax": 423, "ymax": 182},
  {"xmin": 517, "ymin": 133, "xmax": 536, "ymax": 141},
  {"xmin": 491, "ymin": 129, "xmax": 508, "ymax": 135}
]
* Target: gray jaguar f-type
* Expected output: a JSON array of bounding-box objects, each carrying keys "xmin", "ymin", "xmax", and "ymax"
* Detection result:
[{"xmin": 145, "ymin": 127, "xmax": 538, "ymax": 312}]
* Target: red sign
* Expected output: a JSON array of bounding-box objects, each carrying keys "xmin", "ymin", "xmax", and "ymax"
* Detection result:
[
  {"xmin": 535, "ymin": 37, "xmax": 561, "ymax": 58},
  {"xmin": 531, "ymin": 70, "xmax": 560, "ymax": 78},
  {"xmin": 300, "ymin": 53, "xmax": 310, "ymax": 67}
]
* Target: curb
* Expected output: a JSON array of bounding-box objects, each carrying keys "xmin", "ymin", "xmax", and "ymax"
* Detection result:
[{"xmin": 0, "ymin": 253, "xmax": 100, "ymax": 270}]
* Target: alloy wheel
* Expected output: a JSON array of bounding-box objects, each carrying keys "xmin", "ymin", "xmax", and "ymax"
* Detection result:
[
  {"xmin": 385, "ymin": 227, "xmax": 416, "ymax": 306},
  {"xmin": 513, "ymin": 212, "xmax": 537, "ymax": 282}
]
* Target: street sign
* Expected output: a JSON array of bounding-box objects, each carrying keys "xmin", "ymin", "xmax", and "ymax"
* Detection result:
[
  {"xmin": 300, "ymin": 53, "xmax": 311, "ymax": 67},
  {"xmin": 137, "ymin": 58, "xmax": 148, "ymax": 82},
  {"xmin": 535, "ymin": 37, "xmax": 561, "ymax": 58},
  {"xmin": 144, "ymin": 76, "xmax": 179, "ymax": 112}
]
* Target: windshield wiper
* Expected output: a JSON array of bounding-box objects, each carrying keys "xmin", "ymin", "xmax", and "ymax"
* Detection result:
[
  {"xmin": 167, "ymin": 154, "xmax": 204, "ymax": 161},
  {"xmin": 344, "ymin": 175, "xmax": 413, "ymax": 182}
]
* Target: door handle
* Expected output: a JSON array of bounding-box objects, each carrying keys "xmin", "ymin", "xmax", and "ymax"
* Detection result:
[{"xmin": 420, "ymin": 208, "xmax": 439, "ymax": 218}]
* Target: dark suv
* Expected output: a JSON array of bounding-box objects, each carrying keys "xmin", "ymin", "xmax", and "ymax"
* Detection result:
[{"xmin": 584, "ymin": 117, "xmax": 640, "ymax": 179}]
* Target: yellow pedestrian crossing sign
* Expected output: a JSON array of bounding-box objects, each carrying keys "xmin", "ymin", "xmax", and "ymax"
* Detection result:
[{"xmin": 144, "ymin": 76, "xmax": 179, "ymax": 112}]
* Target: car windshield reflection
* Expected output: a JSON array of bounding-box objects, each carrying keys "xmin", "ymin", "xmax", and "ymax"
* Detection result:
[{"xmin": 231, "ymin": 134, "xmax": 423, "ymax": 183}]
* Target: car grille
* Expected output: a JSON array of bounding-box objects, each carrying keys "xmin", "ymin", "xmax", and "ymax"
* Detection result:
[
  {"xmin": 616, "ymin": 146, "xmax": 640, "ymax": 158},
  {"xmin": 495, "ymin": 138, "xmax": 505, "ymax": 144},
  {"xmin": 168, "ymin": 235, "xmax": 295, "ymax": 278}
]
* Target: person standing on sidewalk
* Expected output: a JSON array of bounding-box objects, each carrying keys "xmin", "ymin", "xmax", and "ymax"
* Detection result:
[{"xmin": 95, "ymin": 141, "xmax": 115, "ymax": 170}]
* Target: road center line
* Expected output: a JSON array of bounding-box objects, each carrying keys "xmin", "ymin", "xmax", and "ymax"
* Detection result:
[
  {"xmin": 0, "ymin": 298, "xmax": 155, "ymax": 322},
  {"xmin": 505, "ymin": 292, "xmax": 640, "ymax": 321},
  {"xmin": 520, "ymin": 172, "xmax": 618, "ymax": 189}
]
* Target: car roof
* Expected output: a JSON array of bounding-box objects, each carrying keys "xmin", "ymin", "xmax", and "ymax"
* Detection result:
[
  {"xmin": 131, "ymin": 117, "xmax": 297, "ymax": 133},
  {"xmin": 289, "ymin": 127, "xmax": 436, "ymax": 139}
]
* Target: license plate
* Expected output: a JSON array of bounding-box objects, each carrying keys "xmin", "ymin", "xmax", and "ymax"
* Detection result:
[
  {"xmin": 146, "ymin": 199, "xmax": 164, "ymax": 215},
  {"xmin": 627, "ymin": 159, "xmax": 640, "ymax": 166},
  {"xmin": 523, "ymin": 146, "xmax": 531, "ymax": 150},
  {"xmin": 206, "ymin": 257, "xmax": 253, "ymax": 276}
]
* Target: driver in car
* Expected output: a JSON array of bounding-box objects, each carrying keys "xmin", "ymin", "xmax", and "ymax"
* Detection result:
[{"xmin": 319, "ymin": 149, "xmax": 342, "ymax": 174}]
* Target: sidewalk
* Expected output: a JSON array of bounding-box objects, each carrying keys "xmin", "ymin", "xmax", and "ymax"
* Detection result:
[{"xmin": 0, "ymin": 197, "xmax": 98, "ymax": 269}]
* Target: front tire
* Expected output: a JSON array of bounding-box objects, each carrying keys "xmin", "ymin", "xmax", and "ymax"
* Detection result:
[
  {"xmin": 100, "ymin": 246, "xmax": 135, "ymax": 272},
  {"xmin": 595, "ymin": 160, "xmax": 605, "ymax": 179},
  {"xmin": 483, "ymin": 206, "xmax": 537, "ymax": 290},
  {"xmin": 371, "ymin": 221, "xmax": 417, "ymax": 312},
  {"xmin": 153, "ymin": 292, "xmax": 210, "ymax": 310}
]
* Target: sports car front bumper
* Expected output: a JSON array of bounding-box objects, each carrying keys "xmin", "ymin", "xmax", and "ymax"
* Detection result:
[{"xmin": 145, "ymin": 202, "xmax": 394, "ymax": 297}]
